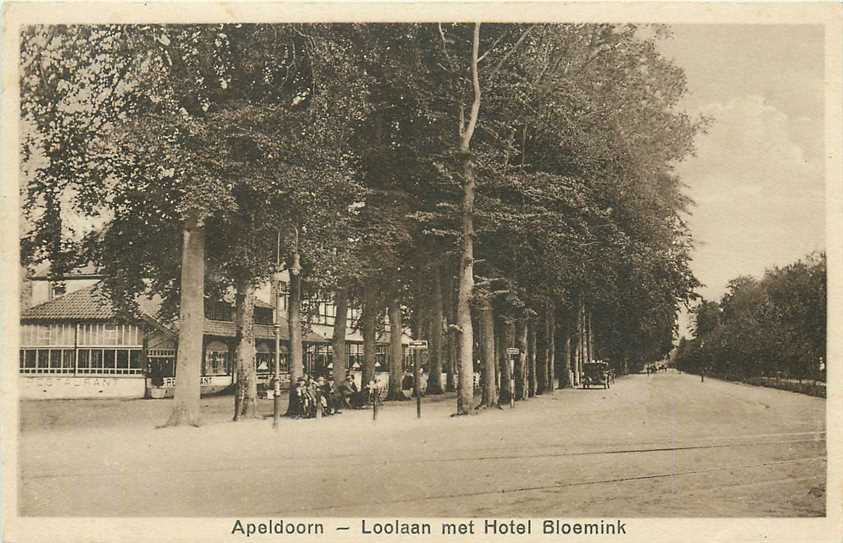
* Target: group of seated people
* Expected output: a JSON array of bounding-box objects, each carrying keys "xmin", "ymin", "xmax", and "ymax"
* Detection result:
[{"xmin": 288, "ymin": 373, "xmax": 379, "ymax": 419}]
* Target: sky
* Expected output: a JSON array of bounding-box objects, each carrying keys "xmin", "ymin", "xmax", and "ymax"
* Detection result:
[{"xmin": 655, "ymin": 25, "xmax": 826, "ymax": 336}]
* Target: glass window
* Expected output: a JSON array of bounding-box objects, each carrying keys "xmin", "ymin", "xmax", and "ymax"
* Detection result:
[
  {"xmin": 104, "ymin": 349, "xmax": 116, "ymax": 371},
  {"xmin": 129, "ymin": 350, "xmax": 141, "ymax": 370},
  {"xmin": 376, "ymin": 345, "xmax": 388, "ymax": 371},
  {"xmin": 25, "ymin": 349, "xmax": 37, "ymax": 369},
  {"xmin": 50, "ymin": 283, "xmax": 66, "ymax": 299},
  {"xmin": 63, "ymin": 349, "xmax": 75, "ymax": 370},
  {"xmin": 19, "ymin": 350, "xmax": 24, "ymax": 370},
  {"xmin": 256, "ymin": 353, "xmax": 273, "ymax": 374},
  {"xmin": 50, "ymin": 349, "xmax": 63, "ymax": 369},
  {"xmin": 37, "ymin": 350, "xmax": 49, "ymax": 369},
  {"xmin": 117, "ymin": 350, "xmax": 129, "ymax": 369},
  {"xmin": 78, "ymin": 349, "xmax": 90, "ymax": 370},
  {"xmin": 255, "ymin": 308, "xmax": 274, "ymax": 325},
  {"xmin": 205, "ymin": 350, "xmax": 229, "ymax": 376},
  {"xmin": 91, "ymin": 349, "xmax": 104, "ymax": 370}
]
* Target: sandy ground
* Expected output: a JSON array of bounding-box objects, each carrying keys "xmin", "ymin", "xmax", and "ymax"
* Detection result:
[{"xmin": 18, "ymin": 371, "xmax": 826, "ymax": 517}]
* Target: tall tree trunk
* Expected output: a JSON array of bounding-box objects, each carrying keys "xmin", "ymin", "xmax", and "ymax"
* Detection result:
[
  {"xmin": 560, "ymin": 333, "xmax": 572, "ymax": 389},
  {"xmin": 545, "ymin": 302, "xmax": 556, "ymax": 393},
  {"xmin": 535, "ymin": 310, "xmax": 547, "ymax": 396},
  {"xmin": 499, "ymin": 318, "xmax": 514, "ymax": 403},
  {"xmin": 527, "ymin": 320, "xmax": 537, "ymax": 397},
  {"xmin": 361, "ymin": 284, "xmax": 378, "ymax": 387},
  {"xmin": 588, "ymin": 304, "xmax": 597, "ymax": 360},
  {"xmin": 414, "ymin": 267, "xmax": 429, "ymax": 340},
  {"xmin": 428, "ymin": 265, "xmax": 445, "ymax": 394},
  {"xmin": 165, "ymin": 219, "xmax": 205, "ymax": 427},
  {"xmin": 516, "ymin": 320, "xmax": 528, "ymax": 400},
  {"xmin": 443, "ymin": 261, "xmax": 457, "ymax": 392},
  {"xmin": 455, "ymin": 24, "xmax": 482, "ymax": 415},
  {"xmin": 332, "ymin": 288, "xmax": 349, "ymax": 384},
  {"xmin": 387, "ymin": 296, "xmax": 406, "ymax": 401},
  {"xmin": 479, "ymin": 297, "xmax": 497, "ymax": 407},
  {"xmin": 285, "ymin": 265, "xmax": 304, "ymax": 415},
  {"xmin": 494, "ymin": 319, "xmax": 501, "ymax": 393},
  {"xmin": 233, "ymin": 283, "xmax": 257, "ymax": 420},
  {"xmin": 578, "ymin": 298, "xmax": 586, "ymax": 384}
]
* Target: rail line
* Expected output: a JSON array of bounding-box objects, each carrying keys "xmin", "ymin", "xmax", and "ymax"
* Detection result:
[
  {"xmin": 279, "ymin": 455, "xmax": 827, "ymax": 515},
  {"xmin": 24, "ymin": 435, "xmax": 826, "ymax": 481}
]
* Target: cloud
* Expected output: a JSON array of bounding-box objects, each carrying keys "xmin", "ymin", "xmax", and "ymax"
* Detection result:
[{"xmin": 677, "ymin": 94, "xmax": 825, "ymax": 300}]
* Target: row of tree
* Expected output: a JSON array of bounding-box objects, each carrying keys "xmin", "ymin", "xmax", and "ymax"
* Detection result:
[
  {"xmin": 20, "ymin": 23, "xmax": 704, "ymax": 425},
  {"xmin": 675, "ymin": 252, "xmax": 826, "ymax": 381}
]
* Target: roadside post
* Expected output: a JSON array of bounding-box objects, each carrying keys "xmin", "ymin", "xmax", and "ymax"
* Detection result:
[
  {"xmin": 372, "ymin": 380, "xmax": 378, "ymax": 422},
  {"xmin": 507, "ymin": 348, "xmax": 519, "ymax": 408},
  {"xmin": 272, "ymin": 267, "xmax": 283, "ymax": 429},
  {"xmin": 409, "ymin": 340, "xmax": 428, "ymax": 418}
]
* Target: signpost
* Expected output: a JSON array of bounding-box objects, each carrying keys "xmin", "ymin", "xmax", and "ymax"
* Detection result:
[
  {"xmin": 506, "ymin": 348, "xmax": 519, "ymax": 408},
  {"xmin": 409, "ymin": 340, "xmax": 428, "ymax": 418}
]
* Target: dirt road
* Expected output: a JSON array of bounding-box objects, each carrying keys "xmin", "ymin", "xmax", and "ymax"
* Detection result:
[{"xmin": 18, "ymin": 371, "xmax": 826, "ymax": 517}]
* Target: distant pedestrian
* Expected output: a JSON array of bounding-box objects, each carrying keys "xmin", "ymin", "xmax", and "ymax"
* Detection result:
[
  {"xmin": 701, "ymin": 367, "xmax": 705, "ymax": 383},
  {"xmin": 401, "ymin": 370, "xmax": 414, "ymax": 394}
]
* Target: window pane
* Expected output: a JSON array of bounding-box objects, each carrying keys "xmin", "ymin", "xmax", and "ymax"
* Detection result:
[
  {"xmin": 25, "ymin": 350, "xmax": 37, "ymax": 368},
  {"xmin": 129, "ymin": 350, "xmax": 141, "ymax": 369},
  {"xmin": 19, "ymin": 350, "xmax": 24, "ymax": 369},
  {"xmin": 50, "ymin": 349, "xmax": 63, "ymax": 368},
  {"xmin": 37, "ymin": 350, "xmax": 49, "ymax": 368},
  {"xmin": 117, "ymin": 350, "xmax": 129, "ymax": 369},
  {"xmin": 104, "ymin": 349, "xmax": 116, "ymax": 370},
  {"xmin": 63, "ymin": 350, "xmax": 75, "ymax": 370},
  {"xmin": 91, "ymin": 349, "xmax": 103, "ymax": 369},
  {"xmin": 78, "ymin": 349, "xmax": 90, "ymax": 369}
]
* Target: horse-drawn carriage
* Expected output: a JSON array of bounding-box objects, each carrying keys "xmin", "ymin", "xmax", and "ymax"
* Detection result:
[{"xmin": 582, "ymin": 361, "xmax": 611, "ymax": 389}]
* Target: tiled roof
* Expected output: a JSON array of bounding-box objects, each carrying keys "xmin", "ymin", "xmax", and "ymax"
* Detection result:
[
  {"xmin": 22, "ymin": 282, "xmax": 330, "ymax": 344},
  {"xmin": 22, "ymin": 285, "xmax": 127, "ymax": 321}
]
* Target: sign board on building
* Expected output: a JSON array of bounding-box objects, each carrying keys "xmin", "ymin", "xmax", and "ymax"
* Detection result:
[
  {"xmin": 506, "ymin": 348, "xmax": 520, "ymax": 355},
  {"xmin": 409, "ymin": 340, "xmax": 428, "ymax": 349}
]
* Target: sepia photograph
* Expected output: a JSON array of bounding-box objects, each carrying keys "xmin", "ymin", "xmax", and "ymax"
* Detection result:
[{"xmin": 2, "ymin": 2, "xmax": 841, "ymax": 542}]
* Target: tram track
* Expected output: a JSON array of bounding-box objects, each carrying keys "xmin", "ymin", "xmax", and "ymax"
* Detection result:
[
  {"xmin": 23, "ymin": 433, "xmax": 825, "ymax": 481},
  {"xmin": 277, "ymin": 455, "xmax": 827, "ymax": 515}
]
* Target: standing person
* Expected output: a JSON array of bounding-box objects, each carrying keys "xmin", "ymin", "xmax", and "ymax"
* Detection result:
[
  {"xmin": 701, "ymin": 366, "xmax": 705, "ymax": 383},
  {"xmin": 291, "ymin": 377, "xmax": 307, "ymax": 418},
  {"xmin": 401, "ymin": 369, "xmax": 414, "ymax": 397},
  {"xmin": 365, "ymin": 379, "xmax": 379, "ymax": 407},
  {"xmin": 315, "ymin": 376, "xmax": 330, "ymax": 416}
]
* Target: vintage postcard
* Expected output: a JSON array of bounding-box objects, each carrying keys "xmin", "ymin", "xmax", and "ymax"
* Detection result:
[{"xmin": 1, "ymin": 2, "xmax": 841, "ymax": 543}]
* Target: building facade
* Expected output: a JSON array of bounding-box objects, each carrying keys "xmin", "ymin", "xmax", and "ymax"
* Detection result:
[{"xmin": 19, "ymin": 271, "xmax": 412, "ymax": 399}]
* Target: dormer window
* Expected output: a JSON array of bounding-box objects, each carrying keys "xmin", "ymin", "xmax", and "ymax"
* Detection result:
[{"xmin": 49, "ymin": 283, "xmax": 66, "ymax": 300}]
